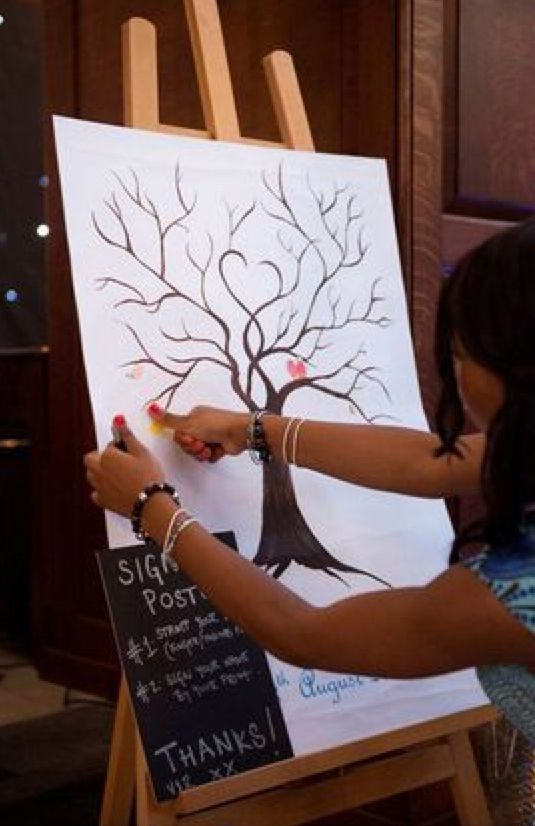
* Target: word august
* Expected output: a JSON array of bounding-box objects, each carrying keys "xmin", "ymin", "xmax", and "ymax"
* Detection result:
[
  {"xmin": 117, "ymin": 553, "xmax": 207, "ymax": 616},
  {"xmin": 299, "ymin": 669, "xmax": 380, "ymax": 704}
]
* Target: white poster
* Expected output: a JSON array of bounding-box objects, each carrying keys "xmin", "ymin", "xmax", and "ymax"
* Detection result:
[{"xmin": 54, "ymin": 116, "xmax": 486, "ymax": 760}]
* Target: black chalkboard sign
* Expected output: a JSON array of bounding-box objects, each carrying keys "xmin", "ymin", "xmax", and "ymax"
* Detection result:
[{"xmin": 96, "ymin": 533, "xmax": 293, "ymax": 802}]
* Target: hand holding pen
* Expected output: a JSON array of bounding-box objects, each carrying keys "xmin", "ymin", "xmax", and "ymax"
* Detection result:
[{"xmin": 84, "ymin": 414, "xmax": 166, "ymax": 517}]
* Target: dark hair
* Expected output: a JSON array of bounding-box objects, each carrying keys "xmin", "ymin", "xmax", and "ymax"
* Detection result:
[{"xmin": 434, "ymin": 217, "xmax": 535, "ymax": 558}]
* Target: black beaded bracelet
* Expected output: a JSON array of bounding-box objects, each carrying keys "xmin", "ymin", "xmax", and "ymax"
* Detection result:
[
  {"xmin": 247, "ymin": 410, "xmax": 272, "ymax": 464},
  {"xmin": 131, "ymin": 482, "xmax": 181, "ymax": 543}
]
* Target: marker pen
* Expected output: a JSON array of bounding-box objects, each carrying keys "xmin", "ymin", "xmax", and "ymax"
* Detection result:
[{"xmin": 111, "ymin": 415, "xmax": 128, "ymax": 452}]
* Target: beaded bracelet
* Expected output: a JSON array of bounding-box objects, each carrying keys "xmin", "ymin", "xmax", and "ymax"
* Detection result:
[
  {"xmin": 247, "ymin": 410, "xmax": 272, "ymax": 464},
  {"xmin": 131, "ymin": 482, "xmax": 181, "ymax": 544},
  {"xmin": 161, "ymin": 508, "xmax": 198, "ymax": 571}
]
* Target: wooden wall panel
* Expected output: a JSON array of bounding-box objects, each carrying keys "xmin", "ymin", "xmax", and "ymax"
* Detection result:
[
  {"xmin": 410, "ymin": 0, "xmax": 444, "ymax": 424},
  {"xmin": 458, "ymin": 0, "xmax": 535, "ymax": 213},
  {"xmin": 442, "ymin": 0, "xmax": 535, "ymax": 264},
  {"xmin": 341, "ymin": 1, "xmax": 397, "ymax": 165},
  {"xmin": 220, "ymin": 0, "xmax": 343, "ymax": 149}
]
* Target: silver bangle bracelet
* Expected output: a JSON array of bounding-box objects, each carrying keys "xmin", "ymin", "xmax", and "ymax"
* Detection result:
[{"xmin": 161, "ymin": 508, "xmax": 198, "ymax": 571}]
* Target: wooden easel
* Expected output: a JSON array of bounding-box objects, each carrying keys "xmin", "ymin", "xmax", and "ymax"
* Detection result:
[{"xmin": 100, "ymin": 3, "xmax": 496, "ymax": 824}]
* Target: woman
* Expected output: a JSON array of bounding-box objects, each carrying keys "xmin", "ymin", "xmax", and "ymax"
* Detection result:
[{"xmin": 84, "ymin": 218, "xmax": 535, "ymax": 743}]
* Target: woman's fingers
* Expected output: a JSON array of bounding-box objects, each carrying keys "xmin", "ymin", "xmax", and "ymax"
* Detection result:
[
  {"xmin": 83, "ymin": 450, "xmax": 100, "ymax": 470},
  {"xmin": 175, "ymin": 432, "xmax": 201, "ymax": 450},
  {"xmin": 176, "ymin": 432, "xmax": 194, "ymax": 445},
  {"xmin": 111, "ymin": 414, "xmax": 146, "ymax": 456},
  {"xmin": 86, "ymin": 468, "xmax": 97, "ymax": 486},
  {"xmin": 208, "ymin": 445, "xmax": 225, "ymax": 463},
  {"xmin": 83, "ymin": 417, "xmax": 166, "ymax": 516},
  {"xmin": 84, "ymin": 451, "xmax": 100, "ymax": 488},
  {"xmin": 148, "ymin": 402, "xmax": 189, "ymax": 432},
  {"xmin": 147, "ymin": 402, "xmax": 242, "ymax": 460},
  {"xmin": 175, "ymin": 431, "xmax": 217, "ymax": 461}
]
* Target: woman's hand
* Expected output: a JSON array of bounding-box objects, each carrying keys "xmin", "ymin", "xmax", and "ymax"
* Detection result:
[
  {"xmin": 84, "ymin": 417, "xmax": 165, "ymax": 516},
  {"xmin": 148, "ymin": 403, "xmax": 250, "ymax": 463}
]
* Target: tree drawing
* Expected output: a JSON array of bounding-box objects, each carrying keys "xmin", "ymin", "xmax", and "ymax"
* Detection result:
[{"xmin": 92, "ymin": 158, "xmax": 393, "ymax": 586}]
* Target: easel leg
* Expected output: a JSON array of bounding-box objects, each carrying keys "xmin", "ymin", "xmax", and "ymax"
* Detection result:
[
  {"xmin": 100, "ymin": 677, "xmax": 136, "ymax": 826},
  {"xmin": 448, "ymin": 731, "xmax": 493, "ymax": 826},
  {"xmin": 136, "ymin": 733, "xmax": 152, "ymax": 826},
  {"xmin": 136, "ymin": 733, "xmax": 176, "ymax": 826}
]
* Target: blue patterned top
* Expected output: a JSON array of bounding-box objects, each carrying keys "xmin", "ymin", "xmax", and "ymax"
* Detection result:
[{"xmin": 462, "ymin": 520, "xmax": 535, "ymax": 744}]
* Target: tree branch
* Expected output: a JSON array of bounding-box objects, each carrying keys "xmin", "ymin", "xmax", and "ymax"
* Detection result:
[
  {"xmin": 225, "ymin": 200, "xmax": 257, "ymax": 248},
  {"xmin": 278, "ymin": 350, "xmax": 393, "ymax": 422}
]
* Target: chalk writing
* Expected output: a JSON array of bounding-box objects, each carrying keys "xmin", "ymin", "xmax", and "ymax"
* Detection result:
[
  {"xmin": 96, "ymin": 536, "xmax": 292, "ymax": 801},
  {"xmin": 153, "ymin": 705, "xmax": 280, "ymax": 778}
]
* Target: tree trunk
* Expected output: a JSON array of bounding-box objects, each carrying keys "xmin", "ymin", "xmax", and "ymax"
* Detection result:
[{"xmin": 252, "ymin": 459, "xmax": 389, "ymax": 586}]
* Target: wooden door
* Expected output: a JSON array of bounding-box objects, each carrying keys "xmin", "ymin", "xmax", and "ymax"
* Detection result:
[
  {"xmin": 442, "ymin": 0, "xmax": 535, "ymax": 263},
  {"xmin": 441, "ymin": 0, "xmax": 535, "ymax": 534}
]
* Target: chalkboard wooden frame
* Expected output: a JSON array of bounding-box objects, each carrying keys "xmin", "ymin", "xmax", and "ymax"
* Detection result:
[{"xmin": 99, "ymin": 4, "xmax": 495, "ymax": 824}]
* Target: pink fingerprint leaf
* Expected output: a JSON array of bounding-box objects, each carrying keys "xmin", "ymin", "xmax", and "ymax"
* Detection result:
[{"xmin": 286, "ymin": 359, "xmax": 307, "ymax": 379}]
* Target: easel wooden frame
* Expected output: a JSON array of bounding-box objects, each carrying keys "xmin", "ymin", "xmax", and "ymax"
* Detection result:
[{"xmin": 100, "ymin": 2, "xmax": 496, "ymax": 824}]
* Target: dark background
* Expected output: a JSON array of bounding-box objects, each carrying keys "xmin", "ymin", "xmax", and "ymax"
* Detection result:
[{"xmin": 0, "ymin": 0, "xmax": 46, "ymax": 348}]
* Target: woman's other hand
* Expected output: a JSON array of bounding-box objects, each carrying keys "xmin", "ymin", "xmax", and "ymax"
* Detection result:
[
  {"xmin": 84, "ymin": 415, "xmax": 165, "ymax": 515},
  {"xmin": 147, "ymin": 403, "xmax": 249, "ymax": 463}
]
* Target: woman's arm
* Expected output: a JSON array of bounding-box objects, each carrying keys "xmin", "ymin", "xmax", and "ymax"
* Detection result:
[
  {"xmin": 264, "ymin": 418, "xmax": 483, "ymax": 498},
  {"xmin": 84, "ymin": 424, "xmax": 535, "ymax": 678},
  {"xmin": 142, "ymin": 495, "xmax": 535, "ymax": 677},
  {"xmin": 150, "ymin": 405, "xmax": 484, "ymax": 499}
]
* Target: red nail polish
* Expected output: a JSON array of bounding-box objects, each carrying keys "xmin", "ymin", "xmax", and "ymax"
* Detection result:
[
  {"xmin": 148, "ymin": 403, "xmax": 162, "ymax": 416},
  {"xmin": 113, "ymin": 414, "xmax": 126, "ymax": 427}
]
